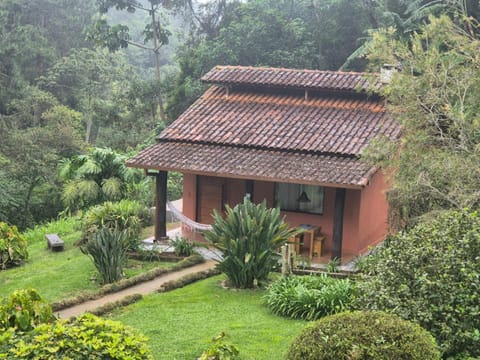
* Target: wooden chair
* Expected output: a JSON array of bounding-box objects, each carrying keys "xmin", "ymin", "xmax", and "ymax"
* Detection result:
[{"xmin": 311, "ymin": 235, "xmax": 325, "ymax": 258}]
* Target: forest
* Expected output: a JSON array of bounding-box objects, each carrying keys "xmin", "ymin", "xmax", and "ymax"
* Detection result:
[
  {"xmin": 1, "ymin": 0, "xmax": 480, "ymax": 229},
  {"xmin": 2, "ymin": 1, "xmax": 480, "ymax": 359}
]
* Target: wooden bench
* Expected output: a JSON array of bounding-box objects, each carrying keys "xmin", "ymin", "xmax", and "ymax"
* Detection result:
[{"xmin": 45, "ymin": 233, "xmax": 64, "ymax": 251}]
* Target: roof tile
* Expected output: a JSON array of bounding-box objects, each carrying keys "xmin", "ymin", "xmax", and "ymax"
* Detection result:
[
  {"xmin": 202, "ymin": 65, "xmax": 380, "ymax": 92},
  {"xmin": 127, "ymin": 142, "xmax": 373, "ymax": 187},
  {"xmin": 158, "ymin": 85, "xmax": 398, "ymax": 156},
  {"xmin": 128, "ymin": 66, "xmax": 400, "ymax": 187}
]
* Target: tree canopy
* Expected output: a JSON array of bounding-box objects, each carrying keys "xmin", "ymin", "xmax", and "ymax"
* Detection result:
[
  {"xmin": 364, "ymin": 15, "xmax": 480, "ymax": 226},
  {"xmin": 2, "ymin": 0, "xmax": 480, "ymax": 230}
]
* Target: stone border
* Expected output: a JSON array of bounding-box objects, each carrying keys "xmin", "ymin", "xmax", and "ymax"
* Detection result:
[
  {"xmin": 70, "ymin": 268, "xmax": 220, "ymax": 319},
  {"xmin": 52, "ymin": 254, "xmax": 205, "ymax": 312}
]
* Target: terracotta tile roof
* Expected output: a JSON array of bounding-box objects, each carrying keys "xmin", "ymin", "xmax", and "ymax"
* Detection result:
[
  {"xmin": 126, "ymin": 142, "xmax": 374, "ymax": 188},
  {"xmin": 201, "ymin": 66, "xmax": 380, "ymax": 92},
  {"xmin": 159, "ymin": 86, "xmax": 398, "ymax": 156},
  {"xmin": 128, "ymin": 66, "xmax": 400, "ymax": 187}
]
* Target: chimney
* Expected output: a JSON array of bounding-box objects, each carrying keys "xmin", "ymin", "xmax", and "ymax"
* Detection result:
[{"xmin": 380, "ymin": 64, "xmax": 398, "ymax": 84}]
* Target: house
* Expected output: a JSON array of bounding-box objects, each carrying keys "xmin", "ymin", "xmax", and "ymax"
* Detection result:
[{"xmin": 126, "ymin": 66, "xmax": 400, "ymax": 262}]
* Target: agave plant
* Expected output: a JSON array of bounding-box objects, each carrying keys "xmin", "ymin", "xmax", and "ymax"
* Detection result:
[
  {"xmin": 204, "ymin": 197, "xmax": 297, "ymax": 289},
  {"xmin": 81, "ymin": 228, "xmax": 128, "ymax": 284}
]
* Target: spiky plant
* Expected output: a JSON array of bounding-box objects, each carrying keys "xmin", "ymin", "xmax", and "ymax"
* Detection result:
[
  {"xmin": 204, "ymin": 198, "xmax": 297, "ymax": 289},
  {"xmin": 81, "ymin": 228, "xmax": 128, "ymax": 284}
]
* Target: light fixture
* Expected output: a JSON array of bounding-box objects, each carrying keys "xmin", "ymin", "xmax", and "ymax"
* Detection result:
[{"xmin": 297, "ymin": 186, "xmax": 311, "ymax": 203}]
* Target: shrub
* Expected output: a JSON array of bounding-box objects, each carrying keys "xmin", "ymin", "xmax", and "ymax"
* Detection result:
[
  {"xmin": 204, "ymin": 198, "xmax": 297, "ymax": 289},
  {"xmin": 0, "ymin": 222, "xmax": 28, "ymax": 269},
  {"xmin": 264, "ymin": 275, "xmax": 353, "ymax": 320},
  {"xmin": 286, "ymin": 311, "xmax": 441, "ymax": 360},
  {"xmin": 82, "ymin": 199, "xmax": 147, "ymax": 250},
  {"xmin": 1, "ymin": 313, "xmax": 153, "ymax": 359},
  {"xmin": 81, "ymin": 228, "xmax": 129, "ymax": 284},
  {"xmin": 354, "ymin": 209, "xmax": 480, "ymax": 358},
  {"xmin": 171, "ymin": 236, "xmax": 195, "ymax": 256},
  {"xmin": 0, "ymin": 289, "xmax": 55, "ymax": 332},
  {"xmin": 200, "ymin": 332, "xmax": 239, "ymax": 360}
]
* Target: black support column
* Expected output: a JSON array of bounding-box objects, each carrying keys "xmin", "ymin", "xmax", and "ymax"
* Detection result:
[
  {"xmin": 154, "ymin": 171, "xmax": 168, "ymax": 241},
  {"xmin": 332, "ymin": 188, "xmax": 346, "ymax": 261}
]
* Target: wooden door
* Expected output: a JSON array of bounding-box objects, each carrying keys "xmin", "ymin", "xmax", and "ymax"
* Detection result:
[{"xmin": 197, "ymin": 176, "xmax": 225, "ymax": 224}]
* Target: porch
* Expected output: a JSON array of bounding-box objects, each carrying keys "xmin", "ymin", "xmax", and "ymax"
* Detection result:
[
  {"xmin": 159, "ymin": 197, "xmax": 358, "ymax": 266},
  {"xmin": 142, "ymin": 223, "xmax": 358, "ymax": 269},
  {"xmin": 147, "ymin": 170, "xmax": 388, "ymax": 265}
]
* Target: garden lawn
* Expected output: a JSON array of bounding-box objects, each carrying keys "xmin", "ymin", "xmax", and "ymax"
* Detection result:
[
  {"xmin": 111, "ymin": 275, "xmax": 308, "ymax": 359},
  {"xmin": 0, "ymin": 218, "xmax": 173, "ymax": 303}
]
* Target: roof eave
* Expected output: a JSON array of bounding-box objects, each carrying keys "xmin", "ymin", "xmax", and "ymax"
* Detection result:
[{"xmin": 126, "ymin": 161, "xmax": 368, "ymax": 190}]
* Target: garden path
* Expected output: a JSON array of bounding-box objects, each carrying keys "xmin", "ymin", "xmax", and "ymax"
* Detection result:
[{"xmin": 56, "ymin": 260, "xmax": 216, "ymax": 319}]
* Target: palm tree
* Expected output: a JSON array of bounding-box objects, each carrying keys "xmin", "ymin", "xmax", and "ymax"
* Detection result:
[
  {"xmin": 59, "ymin": 148, "xmax": 142, "ymax": 211},
  {"xmin": 342, "ymin": 0, "xmax": 479, "ymax": 70}
]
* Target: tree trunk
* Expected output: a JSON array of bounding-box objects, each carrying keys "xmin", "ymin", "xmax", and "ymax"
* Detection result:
[
  {"xmin": 85, "ymin": 116, "xmax": 93, "ymax": 144},
  {"xmin": 21, "ymin": 177, "xmax": 39, "ymax": 228},
  {"xmin": 150, "ymin": 2, "xmax": 166, "ymax": 124}
]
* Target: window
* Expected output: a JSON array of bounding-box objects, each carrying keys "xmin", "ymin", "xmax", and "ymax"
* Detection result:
[{"xmin": 275, "ymin": 183, "xmax": 324, "ymax": 215}]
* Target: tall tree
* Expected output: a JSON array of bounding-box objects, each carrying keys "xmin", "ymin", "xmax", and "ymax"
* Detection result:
[
  {"xmin": 87, "ymin": 0, "xmax": 182, "ymax": 123},
  {"xmin": 40, "ymin": 48, "xmax": 135, "ymax": 144},
  {"xmin": 343, "ymin": 0, "xmax": 480, "ymax": 68},
  {"xmin": 167, "ymin": 0, "xmax": 377, "ymax": 119},
  {"xmin": 0, "ymin": 0, "xmax": 97, "ymax": 227},
  {"xmin": 0, "ymin": 89, "xmax": 85, "ymax": 227},
  {"xmin": 363, "ymin": 15, "xmax": 480, "ymax": 227}
]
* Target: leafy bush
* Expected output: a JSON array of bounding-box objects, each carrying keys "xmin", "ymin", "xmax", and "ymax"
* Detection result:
[
  {"xmin": 82, "ymin": 199, "xmax": 147, "ymax": 250},
  {"xmin": 171, "ymin": 236, "xmax": 195, "ymax": 256},
  {"xmin": 1, "ymin": 313, "xmax": 153, "ymax": 359},
  {"xmin": 204, "ymin": 198, "xmax": 297, "ymax": 289},
  {"xmin": 200, "ymin": 332, "xmax": 239, "ymax": 360},
  {"xmin": 0, "ymin": 222, "xmax": 28, "ymax": 269},
  {"xmin": 325, "ymin": 257, "xmax": 340, "ymax": 273},
  {"xmin": 81, "ymin": 228, "xmax": 129, "ymax": 284},
  {"xmin": 0, "ymin": 289, "xmax": 55, "ymax": 332},
  {"xmin": 264, "ymin": 275, "xmax": 353, "ymax": 320},
  {"xmin": 355, "ymin": 210, "xmax": 480, "ymax": 358},
  {"xmin": 286, "ymin": 311, "xmax": 441, "ymax": 360}
]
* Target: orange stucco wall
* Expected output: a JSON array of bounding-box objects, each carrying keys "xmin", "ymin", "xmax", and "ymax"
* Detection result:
[
  {"xmin": 356, "ymin": 170, "xmax": 390, "ymax": 254},
  {"xmin": 181, "ymin": 172, "xmax": 390, "ymax": 258}
]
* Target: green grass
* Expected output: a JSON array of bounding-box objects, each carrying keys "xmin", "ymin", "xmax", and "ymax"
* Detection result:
[
  {"xmin": 0, "ymin": 217, "xmax": 175, "ymax": 303},
  {"xmin": 110, "ymin": 276, "xmax": 308, "ymax": 359},
  {"xmin": 123, "ymin": 259, "xmax": 172, "ymax": 278}
]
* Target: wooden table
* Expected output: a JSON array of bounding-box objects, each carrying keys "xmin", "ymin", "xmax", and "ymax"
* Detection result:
[{"xmin": 291, "ymin": 224, "xmax": 322, "ymax": 260}]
